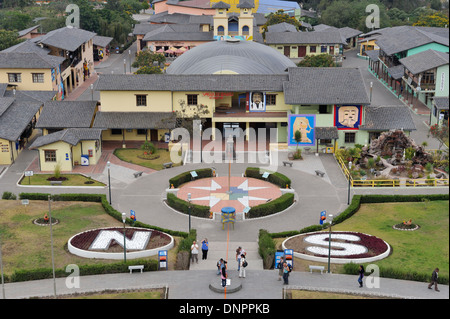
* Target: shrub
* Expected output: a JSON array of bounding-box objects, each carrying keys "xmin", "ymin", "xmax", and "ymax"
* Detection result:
[
  {"xmin": 258, "ymin": 230, "xmax": 276, "ymax": 269},
  {"xmin": 245, "ymin": 167, "xmax": 291, "ymax": 188},
  {"xmin": 2, "ymin": 191, "xmax": 16, "ymax": 200},
  {"xmin": 166, "ymin": 193, "xmax": 210, "ymax": 218},
  {"xmin": 169, "ymin": 168, "xmax": 213, "ymax": 188},
  {"xmin": 247, "ymin": 193, "xmax": 294, "ymax": 218}
]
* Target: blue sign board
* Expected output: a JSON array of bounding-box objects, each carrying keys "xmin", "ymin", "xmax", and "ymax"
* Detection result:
[{"xmin": 320, "ymin": 211, "xmax": 326, "ymax": 225}]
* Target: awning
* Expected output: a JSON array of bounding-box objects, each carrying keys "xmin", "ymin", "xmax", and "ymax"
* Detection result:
[{"xmin": 315, "ymin": 127, "xmax": 339, "ymax": 140}]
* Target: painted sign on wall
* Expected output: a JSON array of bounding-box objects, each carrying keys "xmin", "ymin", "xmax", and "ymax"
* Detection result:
[
  {"xmin": 288, "ymin": 114, "xmax": 315, "ymax": 146},
  {"xmin": 249, "ymin": 92, "xmax": 266, "ymax": 112},
  {"xmin": 334, "ymin": 105, "xmax": 362, "ymax": 130}
]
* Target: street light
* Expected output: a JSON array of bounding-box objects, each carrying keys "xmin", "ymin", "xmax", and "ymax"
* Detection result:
[
  {"xmin": 48, "ymin": 195, "xmax": 57, "ymax": 298},
  {"xmin": 347, "ymin": 161, "xmax": 352, "ymax": 205},
  {"xmin": 122, "ymin": 212, "xmax": 127, "ymax": 262},
  {"xmin": 327, "ymin": 214, "xmax": 333, "ymax": 274},
  {"xmin": 107, "ymin": 161, "xmax": 111, "ymax": 205},
  {"xmin": 123, "ymin": 58, "xmax": 127, "ymax": 74},
  {"xmin": 129, "ymin": 49, "xmax": 132, "ymax": 73},
  {"xmin": 0, "ymin": 233, "xmax": 5, "ymax": 299},
  {"xmin": 90, "ymin": 83, "xmax": 94, "ymax": 101},
  {"xmin": 187, "ymin": 193, "xmax": 192, "ymax": 232},
  {"xmin": 369, "ymin": 81, "xmax": 373, "ymax": 103},
  {"xmin": 199, "ymin": 122, "xmax": 202, "ymax": 163}
]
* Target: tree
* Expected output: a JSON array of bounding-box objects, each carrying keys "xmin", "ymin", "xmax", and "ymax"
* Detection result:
[
  {"xmin": 294, "ymin": 130, "xmax": 302, "ymax": 150},
  {"xmin": 428, "ymin": 120, "xmax": 449, "ymax": 150},
  {"xmin": 135, "ymin": 65, "xmax": 163, "ymax": 74},
  {"xmin": 132, "ymin": 51, "xmax": 166, "ymax": 74},
  {"xmin": 413, "ymin": 12, "xmax": 449, "ymax": 28},
  {"xmin": 0, "ymin": 30, "xmax": 24, "ymax": 51},
  {"xmin": 262, "ymin": 10, "xmax": 302, "ymax": 37},
  {"xmin": 297, "ymin": 54, "xmax": 336, "ymax": 67}
]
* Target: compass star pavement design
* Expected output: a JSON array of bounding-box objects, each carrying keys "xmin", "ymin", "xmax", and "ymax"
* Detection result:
[{"xmin": 177, "ymin": 176, "xmax": 282, "ymax": 213}]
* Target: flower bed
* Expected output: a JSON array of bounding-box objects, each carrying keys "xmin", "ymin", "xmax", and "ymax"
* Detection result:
[{"xmin": 282, "ymin": 231, "xmax": 390, "ymax": 264}]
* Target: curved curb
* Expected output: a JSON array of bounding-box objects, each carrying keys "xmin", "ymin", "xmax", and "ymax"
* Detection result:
[{"xmin": 282, "ymin": 231, "xmax": 391, "ymax": 264}]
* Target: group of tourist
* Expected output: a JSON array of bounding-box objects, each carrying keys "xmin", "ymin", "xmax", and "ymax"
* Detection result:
[{"xmin": 190, "ymin": 238, "xmax": 209, "ymax": 263}]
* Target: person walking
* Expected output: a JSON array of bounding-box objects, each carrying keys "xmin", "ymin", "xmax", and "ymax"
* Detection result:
[
  {"xmin": 201, "ymin": 238, "xmax": 209, "ymax": 260},
  {"xmin": 191, "ymin": 240, "xmax": 199, "ymax": 264},
  {"xmin": 277, "ymin": 256, "xmax": 284, "ymax": 281},
  {"xmin": 282, "ymin": 262, "xmax": 290, "ymax": 285},
  {"xmin": 236, "ymin": 246, "xmax": 242, "ymax": 271},
  {"xmin": 239, "ymin": 254, "xmax": 247, "ymax": 278},
  {"xmin": 221, "ymin": 261, "xmax": 228, "ymax": 288},
  {"xmin": 358, "ymin": 265, "xmax": 365, "ymax": 288},
  {"xmin": 428, "ymin": 268, "xmax": 440, "ymax": 292}
]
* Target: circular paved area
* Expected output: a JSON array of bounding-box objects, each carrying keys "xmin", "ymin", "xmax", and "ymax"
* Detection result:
[
  {"xmin": 115, "ymin": 162, "xmax": 343, "ymax": 242},
  {"xmin": 177, "ymin": 176, "xmax": 282, "ymax": 213}
]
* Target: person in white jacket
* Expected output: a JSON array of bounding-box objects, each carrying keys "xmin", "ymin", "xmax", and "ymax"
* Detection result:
[{"xmin": 239, "ymin": 254, "xmax": 247, "ymax": 278}]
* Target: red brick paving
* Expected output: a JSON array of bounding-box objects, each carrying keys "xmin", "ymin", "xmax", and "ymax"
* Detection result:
[{"xmin": 177, "ymin": 176, "xmax": 282, "ymax": 213}]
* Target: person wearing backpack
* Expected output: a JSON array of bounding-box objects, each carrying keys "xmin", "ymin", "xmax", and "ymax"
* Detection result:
[
  {"xmin": 239, "ymin": 254, "xmax": 247, "ymax": 278},
  {"xmin": 282, "ymin": 262, "xmax": 291, "ymax": 285}
]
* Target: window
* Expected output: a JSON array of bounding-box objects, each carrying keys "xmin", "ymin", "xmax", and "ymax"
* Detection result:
[
  {"xmin": 321, "ymin": 46, "xmax": 327, "ymax": 53},
  {"xmin": 32, "ymin": 73, "xmax": 45, "ymax": 83},
  {"xmin": 136, "ymin": 95, "xmax": 147, "ymax": 106},
  {"xmin": 137, "ymin": 129, "xmax": 147, "ymax": 135},
  {"xmin": 187, "ymin": 94, "xmax": 198, "ymax": 105},
  {"xmin": 266, "ymin": 94, "xmax": 277, "ymax": 105},
  {"xmin": 344, "ymin": 132, "xmax": 356, "ymax": 143},
  {"xmin": 319, "ymin": 105, "xmax": 329, "ymax": 114},
  {"xmin": 44, "ymin": 150, "xmax": 56, "ymax": 162},
  {"xmin": 8, "ymin": 73, "xmax": 21, "ymax": 83},
  {"xmin": 218, "ymin": 26, "xmax": 225, "ymax": 35},
  {"xmin": 111, "ymin": 129, "xmax": 122, "ymax": 135},
  {"xmin": 310, "ymin": 46, "xmax": 317, "ymax": 53},
  {"xmin": 242, "ymin": 25, "xmax": 249, "ymax": 35}
]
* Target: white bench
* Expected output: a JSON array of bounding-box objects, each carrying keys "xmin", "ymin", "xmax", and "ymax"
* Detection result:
[
  {"xmin": 309, "ymin": 265, "xmax": 325, "ymax": 274},
  {"xmin": 128, "ymin": 265, "xmax": 144, "ymax": 274},
  {"xmin": 50, "ymin": 181, "xmax": 62, "ymax": 186}
]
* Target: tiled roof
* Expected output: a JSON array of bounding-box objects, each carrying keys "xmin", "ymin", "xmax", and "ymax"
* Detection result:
[
  {"xmin": 36, "ymin": 101, "xmax": 97, "ymax": 129},
  {"xmin": 265, "ymin": 30, "xmax": 347, "ymax": 45},
  {"xmin": 92, "ymin": 112, "xmax": 176, "ymax": 129},
  {"xmin": 434, "ymin": 96, "xmax": 449, "ymax": 110},
  {"xmin": 399, "ymin": 49, "xmax": 449, "ymax": 75},
  {"xmin": 212, "ymin": 1, "xmax": 231, "ymax": 9},
  {"xmin": 360, "ymin": 106, "xmax": 416, "ymax": 131},
  {"xmin": 283, "ymin": 67, "xmax": 370, "ymax": 105},
  {"xmin": 0, "ymin": 97, "xmax": 42, "ymax": 141},
  {"xmin": 387, "ymin": 64, "xmax": 404, "ymax": 80},
  {"xmin": 376, "ymin": 26, "xmax": 449, "ymax": 56},
  {"xmin": 315, "ymin": 127, "xmax": 339, "ymax": 139},
  {"xmin": 267, "ymin": 22, "xmax": 298, "ymax": 33},
  {"xmin": 0, "ymin": 52, "xmax": 65, "ymax": 69},
  {"xmin": 35, "ymin": 26, "xmax": 96, "ymax": 52},
  {"xmin": 29, "ymin": 128, "xmax": 103, "ymax": 149},
  {"xmin": 96, "ymin": 74, "xmax": 287, "ymax": 92},
  {"xmin": 93, "ymin": 35, "xmax": 113, "ymax": 48}
]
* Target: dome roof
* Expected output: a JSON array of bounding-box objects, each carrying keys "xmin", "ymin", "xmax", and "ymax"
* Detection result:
[{"xmin": 166, "ymin": 39, "xmax": 296, "ymax": 75}]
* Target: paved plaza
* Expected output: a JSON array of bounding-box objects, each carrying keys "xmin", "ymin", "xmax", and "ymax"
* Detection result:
[{"xmin": 0, "ymin": 48, "xmax": 448, "ymax": 300}]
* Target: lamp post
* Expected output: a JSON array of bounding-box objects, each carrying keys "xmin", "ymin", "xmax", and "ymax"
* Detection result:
[
  {"xmin": 0, "ymin": 233, "xmax": 5, "ymax": 299},
  {"xmin": 187, "ymin": 193, "xmax": 192, "ymax": 232},
  {"xmin": 347, "ymin": 161, "xmax": 352, "ymax": 205},
  {"xmin": 128, "ymin": 49, "xmax": 132, "ymax": 73},
  {"xmin": 369, "ymin": 81, "xmax": 373, "ymax": 103},
  {"xmin": 225, "ymin": 135, "xmax": 234, "ymax": 194},
  {"xmin": 48, "ymin": 195, "xmax": 57, "ymax": 298},
  {"xmin": 107, "ymin": 161, "xmax": 111, "ymax": 205},
  {"xmin": 199, "ymin": 122, "xmax": 202, "ymax": 163},
  {"xmin": 122, "ymin": 212, "xmax": 127, "ymax": 262},
  {"xmin": 327, "ymin": 214, "xmax": 333, "ymax": 274},
  {"xmin": 123, "ymin": 58, "xmax": 127, "ymax": 74},
  {"xmin": 90, "ymin": 83, "xmax": 94, "ymax": 101}
]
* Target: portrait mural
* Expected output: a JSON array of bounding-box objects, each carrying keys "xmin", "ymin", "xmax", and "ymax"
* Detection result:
[
  {"xmin": 249, "ymin": 92, "xmax": 266, "ymax": 112},
  {"xmin": 335, "ymin": 105, "xmax": 362, "ymax": 129},
  {"xmin": 288, "ymin": 114, "xmax": 315, "ymax": 146}
]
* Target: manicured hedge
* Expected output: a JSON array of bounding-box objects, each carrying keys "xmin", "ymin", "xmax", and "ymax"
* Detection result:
[
  {"xmin": 245, "ymin": 167, "xmax": 291, "ymax": 188},
  {"xmin": 247, "ymin": 193, "xmax": 294, "ymax": 218},
  {"xmin": 169, "ymin": 168, "xmax": 213, "ymax": 188},
  {"xmin": 166, "ymin": 193, "xmax": 210, "ymax": 218},
  {"xmin": 258, "ymin": 229, "xmax": 276, "ymax": 269}
]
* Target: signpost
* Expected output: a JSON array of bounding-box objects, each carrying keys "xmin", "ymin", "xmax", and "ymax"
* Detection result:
[
  {"xmin": 320, "ymin": 211, "xmax": 326, "ymax": 225},
  {"xmin": 130, "ymin": 210, "xmax": 136, "ymax": 225},
  {"xmin": 24, "ymin": 170, "xmax": 33, "ymax": 185}
]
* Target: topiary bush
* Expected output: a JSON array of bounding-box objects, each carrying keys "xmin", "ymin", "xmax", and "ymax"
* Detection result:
[
  {"xmin": 166, "ymin": 193, "xmax": 210, "ymax": 218},
  {"xmin": 169, "ymin": 168, "xmax": 213, "ymax": 188},
  {"xmin": 247, "ymin": 193, "xmax": 294, "ymax": 218},
  {"xmin": 245, "ymin": 167, "xmax": 291, "ymax": 188}
]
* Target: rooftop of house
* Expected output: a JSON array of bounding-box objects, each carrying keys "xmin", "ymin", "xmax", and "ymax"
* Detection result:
[
  {"xmin": 92, "ymin": 111, "xmax": 177, "ymax": 130},
  {"xmin": 32, "ymin": 26, "xmax": 96, "ymax": 52},
  {"xmin": 0, "ymin": 51, "xmax": 65, "ymax": 69},
  {"xmin": 265, "ymin": 29, "xmax": 347, "ymax": 45},
  {"xmin": 29, "ymin": 128, "xmax": 103, "ymax": 149},
  {"xmin": 399, "ymin": 49, "xmax": 449, "ymax": 75},
  {"xmin": 36, "ymin": 100, "xmax": 97, "ymax": 129},
  {"xmin": 0, "ymin": 87, "xmax": 55, "ymax": 142},
  {"xmin": 375, "ymin": 26, "xmax": 449, "ymax": 56},
  {"xmin": 360, "ymin": 105, "xmax": 416, "ymax": 131}
]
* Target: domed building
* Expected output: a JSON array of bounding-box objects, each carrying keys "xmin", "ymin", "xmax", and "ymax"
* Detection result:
[{"xmin": 166, "ymin": 38, "xmax": 296, "ymax": 75}]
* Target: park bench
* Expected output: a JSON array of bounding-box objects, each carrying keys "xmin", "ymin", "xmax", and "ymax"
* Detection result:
[
  {"xmin": 50, "ymin": 181, "xmax": 62, "ymax": 186},
  {"xmin": 163, "ymin": 162, "xmax": 173, "ymax": 169},
  {"xmin": 283, "ymin": 161, "xmax": 293, "ymax": 167},
  {"xmin": 128, "ymin": 265, "xmax": 144, "ymax": 274},
  {"xmin": 309, "ymin": 265, "xmax": 325, "ymax": 274},
  {"xmin": 315, "ymin": 170, "xmax": 325, "ymax": 177},
  {"xmin": 133, "ymin": 171, "xmax": 143, "ymax": 178}
]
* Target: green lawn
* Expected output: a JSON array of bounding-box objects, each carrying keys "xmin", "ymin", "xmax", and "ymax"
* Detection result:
[
  {"xmin": 333, "ymin": 200, "xmax": 449, "ymax": 279},
  {"xmin": 113, "ymin": 148, "xmax": 181, "ymax": 170},
  {"xmin": 20, "ymin": 174, "xmax": 105, "ymax": 186}
]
